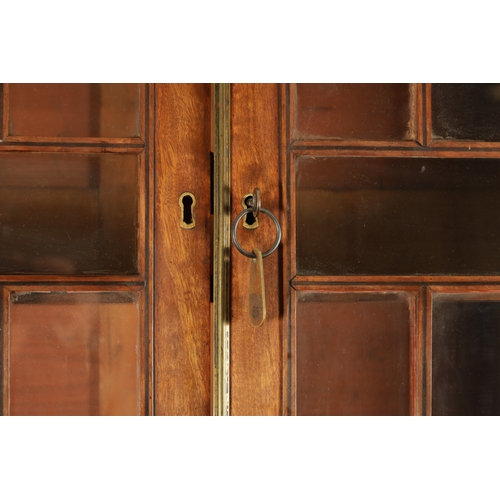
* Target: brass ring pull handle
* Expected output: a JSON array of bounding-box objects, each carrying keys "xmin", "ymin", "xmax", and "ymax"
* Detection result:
[{"xmin": 231, "ymin": 206, "xmax": 281, "ymax": 258}]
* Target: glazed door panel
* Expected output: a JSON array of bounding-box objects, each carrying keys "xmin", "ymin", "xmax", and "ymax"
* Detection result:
[
  {"xmin": 0, "ymin": 83, "xmax": 212, "ymax": 416},
  {"xmin": 230, "ymin": 83, "xmax": 500, "ymax": 415}
]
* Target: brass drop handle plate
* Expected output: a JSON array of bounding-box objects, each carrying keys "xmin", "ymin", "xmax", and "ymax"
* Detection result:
[{"xmin": 231, "ymin": 188, "xmax": 281, "ymax": 326}]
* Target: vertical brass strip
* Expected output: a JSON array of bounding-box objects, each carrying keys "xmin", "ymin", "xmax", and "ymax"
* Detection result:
[{"xmin": 213, "ymin": 84, "xmax": 231, "ymax": 416}]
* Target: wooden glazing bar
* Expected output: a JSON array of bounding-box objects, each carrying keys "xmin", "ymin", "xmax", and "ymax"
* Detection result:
[
  {"xmin": 138, "ymin": 288, "xmax": 147, "ymax": 416},
  {"xmin": 2, "ymin": 136, "xmax": 145, "ymax": 146},
  {"xmin": 0, "ymin": 144, "xmax": 144, "ymax": 154},
  {"xmin": 0, "ymin": 275, "xmax": 145, "ymax": 284},
  {"xmin": 425, "ymin": 286, "xmax": 433, "ymax": 415},
  {"xmin": 1, "ymin": 84, "xmax": 8, "ymax": 141},
  {"xmin": 289, "ymin": 149, "xmax": 297, "ymax": 280},
  {"xmin": 293, "ymin": 276, "xmax": 500, "ymax": 285},
  {"xmin": 427, "ymin": 139, "xmax": 500, "ymax": 149},
  {"xmin": 413, "ymin": 286, "xmax": 424, "ymax": 416},
  {"xmin": 137, "ymin": 152, "xmax": 147, "ymax": 277},
  {"xmin": 4, "ymin": 284, "xmax": 143, "ymax": 293},
  {"xmin": 139, "ymin": 83, "xmax": 147, "ymax": 144},
  {"xmin": 291, "ymin": 139, "xmax": 422, "ymax": 150},
  {"xmin": 415, "ymin": 84, "xmax": 425, "ymax": 146},
  {"xmin": 289, "ymin": 286, "xmax": 297, "ymax": 415},
  {"xmin": 291, "ymin": 148, "xmax": 500, "ymax": 158},
  {"xmin": 425, "ymin": 83, "xmax": 432, "ymax": 146},
  {"xmin": 289, "ymin": 83, "xmax": 298, "ymax": 143},
  {"xmin": 3, "ymin": 287, "xmax": 10, "ymax": 416}
]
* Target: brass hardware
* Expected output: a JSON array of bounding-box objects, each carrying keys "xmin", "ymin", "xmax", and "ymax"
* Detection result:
[
  {"xmin": 242, "ymin": 193, "xmax": 259, "ymax": 229},
  {"xmin": 179, "ymin": 192, "xmax": 196, "ymax": 229},
  {"xmin": 249, "ymin": 247, "xmax": 266, "ymax": 327},
  {"xmin": 213, "ymin": 84, "xmax": 231, "ymax": 416},
  {"xmin": 231, "ymin": 207, "xmax": 282, "ymax": 259}
]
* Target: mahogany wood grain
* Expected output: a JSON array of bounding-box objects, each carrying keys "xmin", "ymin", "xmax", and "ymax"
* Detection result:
[
  {"xmin": 230, "ymin": 84, "xmax": 282, "ymax": 416},
  {"xmin": 154, "ymin": 84, "xmax": 211, "ymax": 416}
]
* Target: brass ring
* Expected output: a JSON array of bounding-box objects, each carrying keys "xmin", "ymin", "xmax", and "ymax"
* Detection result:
[{"xmin": 231, "ymin": 207, "xmax": 281, "ymax": 258}]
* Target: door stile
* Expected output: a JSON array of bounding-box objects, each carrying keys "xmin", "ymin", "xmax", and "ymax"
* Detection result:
[
  {"xmin": 229, "ymin": 84, "xmax": 283, "ymax": 416},
  {"xmin": 146, "ymin": 84, "xmax": 155, "ymax": 416},
  {"xmin": 154, "ymin": 84, "xmax": 212, "ymax": 415},
  {"xmin": 280, "ymin": 83, "xmax": 292, "ymax": 415}
]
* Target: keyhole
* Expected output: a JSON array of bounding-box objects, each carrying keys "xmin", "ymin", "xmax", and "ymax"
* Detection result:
[
  {"xmin": 242, "ymin": 194, "xmax": 258, "ymax": 229},
  {"xmin": 179, "ymin": 192, "xmax": 196, "ymax": 229}
]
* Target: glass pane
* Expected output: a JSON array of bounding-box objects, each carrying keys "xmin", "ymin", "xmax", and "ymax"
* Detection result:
[
  {"xmin": 8, "ymin": 84, "xmax": 140, "ymax": 138},
  {"xmin": 294, "ymin": 84, "xmax": 412, "ymax": 141},
  {"xmin": 296, "ymin": 291, "xmax": 411, "ymax": 415},
  {"xmin": 8, "ymin": 291, "xmax": 141, "ymax": 416},
  {"xmin": 297, "ymin": 156, "xmax": 500, "ymax": 275},
  {"xmin": 432, "ymin": 293, "xmax": 500, "ymax": 415},
  {"xmin": 432, "ymin": 83, "xmax": 500, "ymax": 141},
  {"xmin": 0, "ymin": 153, "xmax": 137, "ymax": 274}
]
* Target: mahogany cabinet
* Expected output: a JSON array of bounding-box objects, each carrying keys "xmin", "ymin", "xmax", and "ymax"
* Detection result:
[{"xmin": 2, "ymin": 83, "xmax": 499, "ymax": 415}]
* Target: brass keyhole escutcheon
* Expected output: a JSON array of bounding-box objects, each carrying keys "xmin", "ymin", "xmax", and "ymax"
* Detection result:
[
  {"xmin": 179, "ymin": 192, "xmax": 196, "ymax": 229},
  {"xmin": 242, "ymin": 193, "xmax": 259, "ymax": 229}
]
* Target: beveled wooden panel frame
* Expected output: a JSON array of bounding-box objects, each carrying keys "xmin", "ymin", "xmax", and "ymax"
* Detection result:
[
  {"xmin": 0, "ymin": 149, "xmax": 147, "ymax": 279},
  {"xmin": 289, "ymin": 150, "xmax": 500, "ymax": 279},
  {"xmin": 425, "ymin": 285, "xmax": 500, "ymax": 416},
  {"xmin": 1, "ymin": 83, "xmax": 146, "ymax": 149},
  {"xmin": 2, "ymin": 284, "xmax": 146, "ymax": 416},
  {"xmin": 290, "ymin": 284, "xmax": 423, "ymax": 416},
  {"xmin": 0, "ymin": 83, "xmax": 154, "ymax": 415},
  {"xmin": 427, "ymin": 83, "xmax": 500, "ymax": 149},
  {"xmin": 290, "ymin": 83, "xmax": 422, "ymax": 148}
]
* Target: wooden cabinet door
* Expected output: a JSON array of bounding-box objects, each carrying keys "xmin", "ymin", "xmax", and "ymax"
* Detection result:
[
  {"xmin": 0, "ymin": 84, "xmax": 213, "ymax": 415},
  {"xmin": 229, "ymin": 83, "xmax": 500, "ymax": 416}
]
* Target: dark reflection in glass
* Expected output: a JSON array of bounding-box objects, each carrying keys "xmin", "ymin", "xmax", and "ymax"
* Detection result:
[
  {"xmin": 432, "ymin": 294, "xmax": 500, "ymax": 415},
  {"xmin": 0, "ymin": 153, "xmax": 137, "ymax": 274},
  {"xmin": 296, "ymin": 292, "xmax": 411, "ymax": 415},
  {"xmin": 9, "ymin": 84, "xmax": 140, "ymax": 138},
  {"xmin": 432, "ymin": 84, "xmax": 500, "ymax": 141},
  {"xmin": 8, "ymin": 291, "xmax": 140, "ymax": 416},
  {"xmin": 294, "ymin": 84, "xmax": 412, "ymax": 141},
  {"xmin": 297, "ymin": 156, "xmax": 500, "ymax": 275}
]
